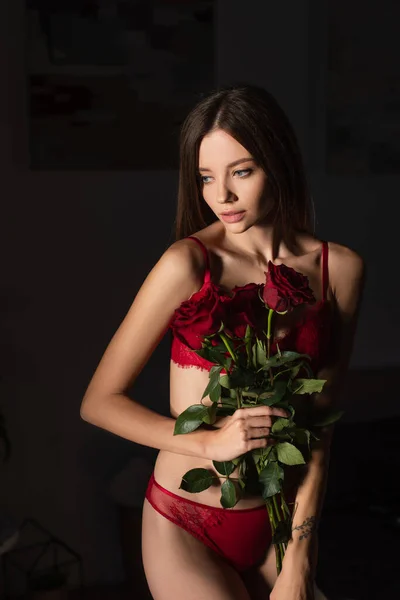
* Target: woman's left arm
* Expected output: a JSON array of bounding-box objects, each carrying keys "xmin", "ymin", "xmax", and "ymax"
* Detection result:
[{"xmin": 273, "ymin": 245, "xmax": 366, "ymax": 598}]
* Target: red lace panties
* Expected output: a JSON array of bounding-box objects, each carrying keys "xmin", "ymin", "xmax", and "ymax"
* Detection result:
[{"xmin": 145, "ymin": 472, "xmax": 271, "ymax": 572}]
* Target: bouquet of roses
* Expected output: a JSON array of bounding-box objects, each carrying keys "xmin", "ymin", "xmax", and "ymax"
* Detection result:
[{"xmin": 173, "ymin": 262, "xmax": 342, "ymax": 574}]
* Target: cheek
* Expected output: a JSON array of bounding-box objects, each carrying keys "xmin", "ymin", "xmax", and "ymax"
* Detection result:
[{"xmin": 249, "ymin": 181, "xmax": 270, "ymax": 210}]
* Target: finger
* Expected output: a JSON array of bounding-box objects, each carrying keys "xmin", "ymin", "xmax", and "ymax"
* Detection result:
[
  {"xmin": 241, "ymin": 406, "xmax": 289, "ymax": 418},
  {"xmin": 249, "ymin": 416, "xmax": 272, "ymax": 428},
  {"xmin": 249, "ymin": 427, "xmax": 270, "ymax": 438},
  {"xmin": 269, "ymin": 407, "xmax": 290, "ymax": 418},
  {"xmin": 248, "ymin": 437, "xmax": 268, "ymax": 451}
]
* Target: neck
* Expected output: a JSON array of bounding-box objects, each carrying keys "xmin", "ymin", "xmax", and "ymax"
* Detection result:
[{"xmin": 223, "ymin": 221, "xmax": 296, "ymax": 264}]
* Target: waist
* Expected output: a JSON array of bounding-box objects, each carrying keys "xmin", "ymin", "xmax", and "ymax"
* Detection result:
[
  {"xmin": 153, "ymin": 449, "xmax": 300, "ymax": 510},
  {"xmin": 154, "ymin": 449, "xmax": 266, "ymax": 510}
]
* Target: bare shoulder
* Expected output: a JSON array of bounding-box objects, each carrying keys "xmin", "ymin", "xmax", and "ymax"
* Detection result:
[
  {"xmin": 161, "ymin": 237, "xmax": 207, "ymax": 279},
  {"xmin": 327, "ymin": 240, "xmax": 365, "ymax": 283},
  {"xmin": 82, "ymin": 238, "xmax": 209, "ymax": 401},
  {"xmin": 326, "ymin": 241, "xmax": 365, "ymax": 318}
]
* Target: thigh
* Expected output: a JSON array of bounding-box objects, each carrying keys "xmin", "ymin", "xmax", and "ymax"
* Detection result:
[
  {"xmin": 241, "ymin": 544, "xmax": 275, "ymax": 599},
  {"xmin": 142, "ymin": 499, "xmax": 251, "ymax": 600}
]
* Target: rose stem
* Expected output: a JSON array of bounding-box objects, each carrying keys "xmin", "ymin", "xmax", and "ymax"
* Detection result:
[
  {"xmin": 266, "ymin": 309, "xmax": 274, "ymax": 357},
  {"xmin": 266, "ymin": 499, "xmax": 282, "ymax": 574},
  {"xmin": 272, "ymin": 493, "xmax": 282, "ymax": 524},
  {"xmin": 273, "ymin": 493, "xmax": 288, "ymax": 572},
  {"xmin": 236, "ymin": 389, "xmax": 242, "ymax": 410},
  {"xmin": 266, "ymin": 309, "xmax": 274, "ymax": 385},
  {"xmin": 272, "ymin": 496, "xmax": 285, "ymax": 569}
]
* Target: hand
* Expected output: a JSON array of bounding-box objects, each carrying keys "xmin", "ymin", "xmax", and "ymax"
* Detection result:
[
  {"xmin": 270, "ymin": 568, "xmax": 315, "ymax": 600},
  {"xmin": 204, "ymin": 405, "xmax": 289, "ymax": 462}
]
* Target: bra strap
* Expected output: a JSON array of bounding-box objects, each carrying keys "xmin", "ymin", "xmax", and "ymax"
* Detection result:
[
  {"xmin": 186, "ymin": 236, "xmax": 211, "ymax": 283},
  {"xmin": 321, "ymin": 241, "xmax": 329, "ymax": 302}
]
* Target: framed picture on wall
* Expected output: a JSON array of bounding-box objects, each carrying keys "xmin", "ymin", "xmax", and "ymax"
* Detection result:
[{"xmin": 25, "ymin": 1, "xmax": 216, "ymax": 170}]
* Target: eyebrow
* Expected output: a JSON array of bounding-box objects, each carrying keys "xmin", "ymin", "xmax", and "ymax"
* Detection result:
[{"xmin": 198, "ymin": 157, "xmax": 255, "ymax": 173}]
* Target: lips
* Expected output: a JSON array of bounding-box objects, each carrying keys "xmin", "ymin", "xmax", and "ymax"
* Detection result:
[
  {"xmin": 220, "ymin": 210, "xmax": 245, "ymax": 216},
  {"xmin": 220, "ymin": 210, "xmax": 246, "ymax": 223}
]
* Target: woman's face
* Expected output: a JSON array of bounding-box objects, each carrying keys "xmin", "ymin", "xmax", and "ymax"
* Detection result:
[{"xmin": 198, "ymin": 129, "xmax": 272, "ymax": 231}]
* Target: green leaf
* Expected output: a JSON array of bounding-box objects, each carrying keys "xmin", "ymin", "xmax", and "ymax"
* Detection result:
[
  {"xmin": 252, "ymin": 340, "xmax": 267, "ymax": 367},
  {"xmin": 264, "ymin": 351, "xmax": 310, "ymax": 368},
  {"xmin": 312, "ymin": 409, "xmax": 344, "ymax": 427},
  {"xmin": 292, "ymin": 428, "xmax": 311, "ymax": 449},
  {"xmin": 276, "ymin": 442, "xmax": 305, "ymax": 466},
  {"xmin": 212, "ymin": 460, "xmax": 236, "ymax": 476},
  {"xmin": 238, "ymin": 477, "xmax": 246, "ymax": 490},
  {"xmin": 251, "ymin": 448, "xmax": 264, "ymax": 465},
  {"xmin": 207, "ymin": 343, "xmax": 227, "ymax": 353},
  {"xmin": 259, "ymin": 462, "xmax": 283, "ymax": 499},
  {"xmin": 209, "ymin": 383, "xmax": 221, "ymax": 403},
  {"xmin": 179, "ymin": 468, "xmax": 214, "ymax": 493},
  {"xmin": 202, "ymin": 367, "xmax": 223, "ymax": 400},
  {"xmin": 241, "ymin": 386, "xmax": 270, "ymax": 399},
  {"xmin": 272, "ymin": 417, "xmax": 293, "ymax": 434},
  {"xmin": 260, "ymin": 396, "xmax": 282, "ymax": 407},
  {"xmin": 272, "ymin": 401, "xmax": 295, "ymax": 419},
  {"xmin": 264, "ymin": 445, "xmax": 277, "ymax": 462},
  {"xmin": 289, "ymin": 363, "xmax": 302, "ymax": 380},
  {"xmin": 239, "ymin": 458, "xmax": 247, "ymax": 479},
  {"xmin": 196, "ymin": 347, "xmax": 231, "ymax": 370},
  {"xmin": 254, "ymin": 445, "xmax": 276, "ymax": 469},
  {"xmin": 173, "ymin": 404, "xmax": 217, "ymax": 434},
  {"xmin": 268, "ymin": 380, "xmax": 288, "ymax": 403},
  {"xmin": 173, "ymin": 405, "xmax": 204, "ymax": 435},
  {"xmin": 257, "ymin": 338, "xmax": 267, "ymax": 360},
  {"xmin": 292, "ymin": 378, "xmax": 326, "ymax": 395},
  {"xmin": 220, "ymin": 479, "xmax": 237, "ymax": 508},
  {"xmin": 210, "ymin": 364, "xmax": 223, "ymax": 376},
  {"xmin": 202, "ymin": 404, "xmax": 217, "ymax": 425},
  {"xmin": 219, "ymin": 391, "xmax": 237, "ymax": 405},
  {"xmin": 259, "ymin": 381, "xmax": 287, "ymax": 406},
  {"xmin": 219, "ymin": 374, "xmax": 232, "ymax": 389}
]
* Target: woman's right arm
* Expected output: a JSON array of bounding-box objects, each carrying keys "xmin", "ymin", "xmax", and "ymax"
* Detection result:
[
  {"xmin": 81, "ymin": 240, "xmax": 288, "ymax": 461},
  {"xmin": 80, "ymin": 240, "xmax": 210, "ymax": 458}
]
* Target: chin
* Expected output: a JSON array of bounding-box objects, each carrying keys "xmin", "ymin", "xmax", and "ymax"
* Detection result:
[{"xmin": 223, "ymin": 219, "xmax": 253, "ymax": 234}]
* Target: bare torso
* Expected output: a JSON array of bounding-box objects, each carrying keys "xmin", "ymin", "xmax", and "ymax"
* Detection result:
[{"xmin": 152, "ymin": 225, "xmax": 332, "ymax": 509}]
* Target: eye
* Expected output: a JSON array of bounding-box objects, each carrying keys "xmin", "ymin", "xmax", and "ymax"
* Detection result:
[
  {"xmin": 198, "ymin": 168, "xmax": 253, "ymax": 184},
  {"xmin": 199, "ymin": 175, "xmax": 213, "ymax": 184},
  {"xmin": 234, "ymin": 169, "xmax": 252, "ymax": 178}
]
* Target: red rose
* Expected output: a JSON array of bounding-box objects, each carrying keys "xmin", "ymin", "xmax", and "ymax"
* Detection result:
[
  {"xmin": 263, "ymin": 262, "xmax": 315, "ymax": 312},
  {"xmin": 170, "ymin": 282, "xmax": 228, "ymax": 350},
  {"xmin": 225, "ymin": 283, "xmax": 267, "ymax": 338}
]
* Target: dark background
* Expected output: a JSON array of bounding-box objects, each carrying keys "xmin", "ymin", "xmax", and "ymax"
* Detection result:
[{"xmin": 1, "ymin": 1, "xmax": 399, "ymax": 599}]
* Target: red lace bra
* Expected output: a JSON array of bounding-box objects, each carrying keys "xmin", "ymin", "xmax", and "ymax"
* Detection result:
[{"xmin": 170, "ymin": 236, "xmax": 332, "ymax": 374}]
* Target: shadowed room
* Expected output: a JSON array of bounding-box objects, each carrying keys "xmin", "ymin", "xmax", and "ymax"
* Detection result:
[{"xmin": 1, "ymin": 1, "xmax": 399, "ymax": 599}]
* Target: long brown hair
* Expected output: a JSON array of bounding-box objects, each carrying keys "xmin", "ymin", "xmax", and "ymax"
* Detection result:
[{"xmin": 175, "ymin": 84, "xmax": 313, "ymax": 242}]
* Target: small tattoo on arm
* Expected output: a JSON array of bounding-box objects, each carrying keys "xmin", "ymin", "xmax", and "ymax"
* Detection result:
[{"xmin": 292, "ymin": 516, "xmax": 316, "ymax": 540}]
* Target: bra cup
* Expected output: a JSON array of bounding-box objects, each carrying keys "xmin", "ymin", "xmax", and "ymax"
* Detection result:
[{"xmin": 171, "ymin": 300, "xmax": 331, "ymax": 374}]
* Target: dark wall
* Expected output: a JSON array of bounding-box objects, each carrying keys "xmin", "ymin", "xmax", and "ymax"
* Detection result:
[{"xmin": 1, "ymin": 0, "xmax": 398, "ymax": 586}]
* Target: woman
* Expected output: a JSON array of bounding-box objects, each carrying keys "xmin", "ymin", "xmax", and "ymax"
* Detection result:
[{"xmin": 81, "ymin": 84, "xmax": 364, "ymax": 599}]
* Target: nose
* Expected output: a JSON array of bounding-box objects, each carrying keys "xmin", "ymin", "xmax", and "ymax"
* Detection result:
[{"xmin": 215, "ymin": 179, "xmax": 235, "ymax": 204}]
